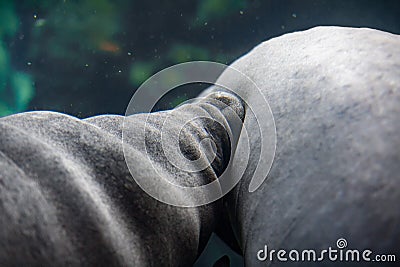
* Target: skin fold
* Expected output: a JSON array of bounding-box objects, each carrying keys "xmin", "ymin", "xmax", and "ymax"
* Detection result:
[{"xmin": 0, "ymin": 93, "xmax": 244, "ymax": 266}]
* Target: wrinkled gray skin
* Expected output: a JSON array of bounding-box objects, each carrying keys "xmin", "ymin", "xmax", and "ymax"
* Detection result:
[
  {"xmin": 204, "ymin": 27, "xmax": 400, "ymax": 266},
  {"xmin": 0, "ymin": 93, "xmax": 243, "ymax": 266},
  {"xmin": 0, "ymin": 27, "xmax": 399, "ymax": 266}
]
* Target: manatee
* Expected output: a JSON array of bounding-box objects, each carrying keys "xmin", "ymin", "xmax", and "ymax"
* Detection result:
[
  {"xmin": 0, "ymin": 26, "xmax": 399, "ymax": 267},
  {"xmin": 205, "ymin": 26, "xmax": 400, "ymax": 266},
  {"xmin": 0, "ymin": 93, "xmax": 244, "ymax": 266}
]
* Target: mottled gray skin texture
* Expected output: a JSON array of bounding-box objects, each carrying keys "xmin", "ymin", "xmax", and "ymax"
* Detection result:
[
  {"xmin": 0, "ymin": 94, "xmax": 243, "ymax": 266},
  {"xmin": 205, "ymin": 27, "xmax": 400, "ymax": 266}
]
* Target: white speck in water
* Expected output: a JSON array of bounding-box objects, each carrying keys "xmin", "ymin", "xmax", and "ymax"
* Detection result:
[
  {"xmin": 292, "ymin": 13, "xmax": 297, "ymax": 18},
  {"xmin": 239, "ymin": 10, "xmax": 244, "ymax": 15},
  {"xmin": 204, "ymin": 22, "xmax": 208, "ymax": 26},
  {"xmin": 127, "ymin": 52, "xmax": 132, "ymax": 56},
  {"xmin": 27, "ymin": 62, "xmax": 32, "ymax": 66},
  {"xmin": 85, "ymin": 63, "xmax": 89, "ymax": 67},
  {"xmin": 33, "ymin": 14, "xmax": 37, "ymax": 19},
  {"xmin": 281, "ymin": 25, "xmax": 285, "ymax": 29},
  {"xmin": 118, "ymin": 70, "xmax": 122, "ymax": 73}
]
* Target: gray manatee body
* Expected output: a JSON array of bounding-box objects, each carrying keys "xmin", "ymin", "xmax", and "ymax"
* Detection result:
[
  {"xmin": 0, "ymin": 26, "xmax": 399, "ymax": 266},
  {"xmin": 205, "ymin": 27, "xmax": 400, "ymax": 266},
  {"xmin": 0, "ymin": 94, "xmax": 243, "ymax": 266}
]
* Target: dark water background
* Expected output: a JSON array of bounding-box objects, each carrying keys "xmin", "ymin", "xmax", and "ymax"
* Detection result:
[{"xmin": 0, "ymin": 1, "xmax": 399, "ymax": 266}]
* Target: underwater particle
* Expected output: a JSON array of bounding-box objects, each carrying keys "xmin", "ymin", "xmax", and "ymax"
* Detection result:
[
  {"xmin": 27, "ymin": 62, "xmax": 32, "ymax": 66},
  {"xmin": 33, "ymin": 14, "xmax": 37, "ymax": 19},
  {"xmin": 85, "ymin": 63, "xmax": 89, "ymax": 67},
  {"xmin": 292, "ymin": 13, "xmax": 297, "ymax": 18},
  {"xmin": 118, "ymin": 70, "xmax": 122, "ymax": 73},
  {"xmin": 204, "ymin": 22, "xmax": 208, "ymax": 26},
  {"xmin": 281, "ymin": 25, "xmax": 285, "ymax": 29},
  {"xmin": 240, "ymin": 10, "xmax": 244, "ymax": 15},
  {"xmin": 127, "ymin": 52, "xmax": 132, "ymax": 56}
]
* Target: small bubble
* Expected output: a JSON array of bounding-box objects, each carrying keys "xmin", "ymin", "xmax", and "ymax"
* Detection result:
[
  {"xmin": 27, "ymin": 62, "xmax": 32, "ymax": 66},
  {"xmin": 85, "ymin": 63, "xmax": 89, "ymax": 67},
  {"xmin": 239, "ymin": 10, "xmax": 244, "ymax": 15},
  {"xmin": 292, "ymin": 13, "xmax": 297, "ymax": 18},
  {"xmin": 204, "ymin": 22, "xmax": 208, "ymax": 26},
  {"xmin": 127, "ymin": 52, "xmax": 132, "ymax": 56},
  {"xmin": 33, "ymin": 14, "xmax": 37, "ymax": 19},
  {"xmin": 118, "ymin": 70, "xmax": 122, "ymax": 73}
]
